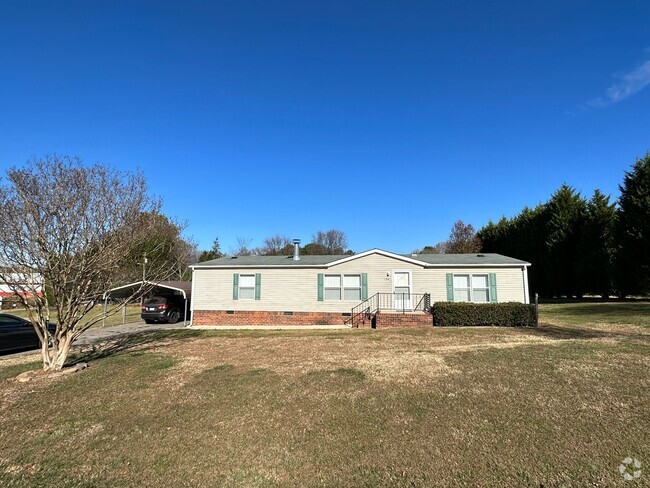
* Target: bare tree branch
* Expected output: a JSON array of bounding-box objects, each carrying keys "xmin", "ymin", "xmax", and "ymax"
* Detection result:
[{"xmin": 0, "ymin": 155, "xmax": 181, "ymax": 370}]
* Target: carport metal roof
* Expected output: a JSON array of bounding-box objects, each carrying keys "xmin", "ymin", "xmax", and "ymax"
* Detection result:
[{"xmin": 103, "ymin": 280, "xmax": 192, "ymax": 300}]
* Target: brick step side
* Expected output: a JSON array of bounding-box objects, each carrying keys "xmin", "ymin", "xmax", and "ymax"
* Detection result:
[{"xmin": 374, "ymin": 311, "xmax": 433, "ymax": 328}]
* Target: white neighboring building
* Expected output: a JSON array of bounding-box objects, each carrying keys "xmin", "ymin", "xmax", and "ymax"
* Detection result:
[{"xmin": 0, "ymin": 271, "xmax": 44, "ymax": 306}]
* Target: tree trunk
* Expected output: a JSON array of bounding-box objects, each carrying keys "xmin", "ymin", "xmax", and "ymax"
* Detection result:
[{"xmin": 42, "ymin": 332, "xmax": 74, "ymax": 371}]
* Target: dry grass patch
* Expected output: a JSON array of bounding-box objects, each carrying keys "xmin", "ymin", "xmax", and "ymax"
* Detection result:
[
  {"xmin": 152, "ymin": 327, "xmax": 573, "ymax": 385},
  {"xmin": 0, "ymin": 307, "xmax": 648, "ymax": 487}
]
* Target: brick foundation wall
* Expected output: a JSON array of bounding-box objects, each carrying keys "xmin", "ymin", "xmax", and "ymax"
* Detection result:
[
  {"xmin": 193, "ymin": 310, "xmax": 349, "ymax": 326},
  {"xmin": 357, "ymin": 311, "xmax": 433, "ymax": 328}
]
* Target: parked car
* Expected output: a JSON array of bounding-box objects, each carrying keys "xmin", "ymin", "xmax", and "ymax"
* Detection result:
[
  {"xmin": 141, "ymin": 295, "xmax": 188, "ymax": 324},
  {"xmin": 0, "ymin": 313, "xmax": 56, "ymax": 354}
]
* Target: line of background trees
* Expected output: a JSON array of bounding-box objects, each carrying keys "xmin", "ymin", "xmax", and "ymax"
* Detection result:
[
  {"xmin": 475, "ymin": 154, "xmax": 649, "ymax": 298},
  {"xmin": 415, "ymin": 154, "xmax": 648, "ymax": 298},
  {"xmin": 197, "ymin": 229, "xmax": 353, "ymax": 262}
]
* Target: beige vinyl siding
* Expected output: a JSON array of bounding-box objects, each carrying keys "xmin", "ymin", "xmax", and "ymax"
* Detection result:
[
  {"xmin": 193, "ymin": 253, "xmax": 528, "ymax": 312},
  {"xmin": 193, "ymin": 267, "xmax": 352, "ymax": 313},
  {"xmin": 431, "ymin": 268, "xmax": 526, "ymax": 303}
]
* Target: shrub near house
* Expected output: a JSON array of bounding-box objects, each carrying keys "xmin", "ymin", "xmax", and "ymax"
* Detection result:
[{"xmin": 432, "ymin": 302, "xmax": 536, "ymax": 327}]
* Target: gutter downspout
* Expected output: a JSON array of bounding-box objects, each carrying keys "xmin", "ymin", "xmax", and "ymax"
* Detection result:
[
  {"xmin": 188, "ymin": 267, "xmax": 196, "ymax": 327},
  {"xmin": 523, "ymin": 266, "xmax": 530, "ymax": 304}
]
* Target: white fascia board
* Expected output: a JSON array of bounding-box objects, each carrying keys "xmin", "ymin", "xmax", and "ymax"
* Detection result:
[
  {"xmin": 191, "ymin": 261, "xmax": 531, "ymax": 270},
  {"xmin": 190, "ymin": 264, "xmax": 330, "ymax": 269},
  {"xmin": 422, "ymin": 263, "xmax": 531, "ymax": 268}
]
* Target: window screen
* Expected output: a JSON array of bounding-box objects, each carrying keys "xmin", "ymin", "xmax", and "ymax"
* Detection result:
[{"xmin": 239, "ymin": 274, "xmax": 255, "ymax": 299}]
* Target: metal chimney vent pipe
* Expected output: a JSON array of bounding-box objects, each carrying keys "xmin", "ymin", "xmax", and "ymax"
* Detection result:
[{"xmin": 292, "ymin": 239, "xmax": 301, "ymax": 261}]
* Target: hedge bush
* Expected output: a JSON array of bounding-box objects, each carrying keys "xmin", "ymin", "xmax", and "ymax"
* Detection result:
[{"xmin": 431, "ymin": 301, "xmax": 536, "ymax": 327}]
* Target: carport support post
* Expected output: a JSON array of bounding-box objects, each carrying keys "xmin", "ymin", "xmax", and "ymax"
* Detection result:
[
  {"xmin": 103, "ymin": 297, "xmax": 108, "ymax": 327},
  {"xmin": 534, "ymin": 293, "xmax": 539, "ymax": 327},
  {"xmin": 183, "ymin": 298, "xmax": 188, "ymax": 326}
]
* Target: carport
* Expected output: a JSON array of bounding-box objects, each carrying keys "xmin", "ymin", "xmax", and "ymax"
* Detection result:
[{"xmin": 102, "ymin": 280, "xmax": 192, "ymax": 326}]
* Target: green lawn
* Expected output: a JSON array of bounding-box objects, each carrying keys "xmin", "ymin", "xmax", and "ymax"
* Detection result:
[
  {"xmin": 539, "ymin": 300, "xmax": 650, "ymax": 327},
  {"xmin": 0, "ymin": 303, "xmax": 648, "ymax": 487},
  {"xmin": 2, "ymin": 304, "xmax": 143, "ymax": 328}
]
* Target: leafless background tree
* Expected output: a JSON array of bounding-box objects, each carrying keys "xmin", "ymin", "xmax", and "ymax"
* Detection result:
[
  {"xmin": 231, "ymin": 237, "xmax": 258, "ymax": 256},
  {"xmin": 0, "ymin": 156, "xmax": 185, "ymax": 370},
  {"xmin": 260, "ymin": 235, "xmax": 292, "ymax": 256},
  {"xmin": 311, "ymin": 229, "xmax": 349, "ymax": 254},
  {"xmin": 227, "ymin": 229, "xmax": 352, "ymax": 257}
]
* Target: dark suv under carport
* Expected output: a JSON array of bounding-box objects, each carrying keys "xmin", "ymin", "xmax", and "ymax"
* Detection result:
[{"xmin": 141, "ymin": 295, "xmax": 187, "ymax": 324}]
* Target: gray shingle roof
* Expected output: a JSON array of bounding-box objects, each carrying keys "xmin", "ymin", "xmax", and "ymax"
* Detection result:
[
  {"xmin": 408, "ymin": 253, "xmax": 529, "ymax": 265},
  {"xmin": 191, "ymin": 250, "xmax": 529, "ymax": 267},
  {"xmin": 193, "ymin": 254, "xmax": 347, "ymax": 266}
]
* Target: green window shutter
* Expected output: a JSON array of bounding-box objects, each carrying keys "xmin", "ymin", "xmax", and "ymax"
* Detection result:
[
  {"xmin": 232, "ymin": 273, "xmax": 239, "ymax": 300},
  {"xmin": 446, "ymin": 273, "xmax": 454, "ymax": 302},
  {"xmin": 361, "ymin": 273, "xmax": 368, "ymax": 300},
  {"xmin": 489, "ymin": 273, "xmax": 498, "ymax": 303},
  {"xmin": 255, "ymin": 273, "xmax": 261, "ymax": 300},
  {"xmin": 317, "ymin": 273, "xmax": 324, "ymax": 301}
]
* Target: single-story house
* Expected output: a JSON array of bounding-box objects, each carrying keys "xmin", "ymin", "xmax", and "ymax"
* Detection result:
[{"xmin": 189, "ymin": 242, "xmax": 531, "ymax": 327}]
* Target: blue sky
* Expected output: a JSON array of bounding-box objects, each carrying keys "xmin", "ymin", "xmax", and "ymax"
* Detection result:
[{"xmin": 1, "ymin": 1, "xmax": 649, "ymax": 254}]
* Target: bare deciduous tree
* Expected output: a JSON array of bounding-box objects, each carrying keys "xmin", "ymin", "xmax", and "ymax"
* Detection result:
[
  {"xmin": 312, "ymin": 229, "xmax": 348, "ymax": 254},
  {"xmin": 0, "ymin": 155, "xmax": 178, "ymax": 370},
  {"xmin": 232, "ymin": 237, "xmax": 260, "ymax": 256},
  {"xmin": 260, "ymin": 235, "xmax": 292, "ymax": 256},
  {"xmin": 171, "ymin": 235, "xmax": 199, "ymax": 280}
]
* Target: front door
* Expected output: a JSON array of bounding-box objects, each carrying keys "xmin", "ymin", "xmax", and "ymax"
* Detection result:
[{"xmin": 392, "ymin": 271, "xmax": 412, "ymax": 311}]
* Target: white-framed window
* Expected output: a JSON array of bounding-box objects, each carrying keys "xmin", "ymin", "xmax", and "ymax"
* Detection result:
[
  {"xmin": 453, "ymin": 273, "xmax": 490, "ymax": 303},
  {"xmin": 324, "ymin": 275, "xmax": 341, "ymax": 300},
  {"xmin": 343, "ymin": 275, "xmax": 361, "ymax": 301},
  {"xmin": 239, "ymin": 274, "xmax": 256, "ymax": 300},
  {"xmin": 324, "ymin": 274, "xmax": 361, "ymax": 301},
  {"xmin": 471, "ymin": 274, "xmax": 490, "ymax": 303},
  {"xmin": 453, "ymin": 274, "xmax": 471, "ymax": 302}
]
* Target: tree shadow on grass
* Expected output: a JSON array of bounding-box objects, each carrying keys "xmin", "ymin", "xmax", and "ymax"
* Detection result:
[
  {"xmin": 528, "ymin": 323, "xmax": 649, "ymax": 342},
  {"xmin": 68, "ymin": 329, "xmax": 202, "ymax": 365}
]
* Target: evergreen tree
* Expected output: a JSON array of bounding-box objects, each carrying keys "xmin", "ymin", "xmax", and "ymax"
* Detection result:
[
  {"xmin": 511, "ymin": 206, "xmax": 549, "ymax": 296},
  {"xmin": 545, "ymin": 184, "xmax": 586, "ymax": 297},
  {"xmin": 577, "ymin": 190, "xmax": 616, "ymax": 297},
  {"xmin": 197, "ymin": 238, "xmax": 224, "ymax": 262},
  {"xmin": 615, "ymin": 153, "xmax": 650, "ymax": 296}
]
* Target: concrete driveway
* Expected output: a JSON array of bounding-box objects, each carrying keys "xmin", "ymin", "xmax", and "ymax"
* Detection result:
[
  {"xmin": 73, "ymin": 320, "xmax": 188, "ymax": 345},
  {"xmin": 0, "ymin": 320, "xmax": 188, "ymax": 360}
]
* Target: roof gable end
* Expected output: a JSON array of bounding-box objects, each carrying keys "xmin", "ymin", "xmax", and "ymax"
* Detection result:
[{"xmin": 326, "ymin": 249, "xmax": 429, "ymax": 268}]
